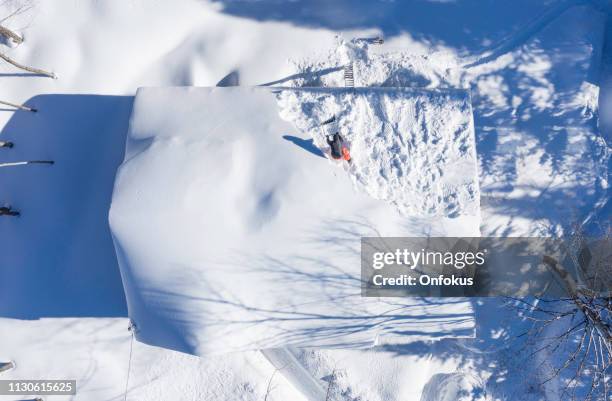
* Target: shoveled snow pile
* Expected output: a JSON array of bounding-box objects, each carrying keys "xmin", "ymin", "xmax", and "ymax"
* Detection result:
[
  {"xmin": 277, "ymin": 88, "xmax": 479, "ymax": 217},
  {"xmin": 109, "ymin": 86, "xmax": 479, "ymax": 356}
]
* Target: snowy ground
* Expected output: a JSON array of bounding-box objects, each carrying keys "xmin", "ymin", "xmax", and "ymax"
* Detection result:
[
  {"xmin": 0, "ymin": 318, "xmax": 302, "ymax": 401},
  {"xmin": 0, "ymin": 0, "xmax": 609, "ymax": 400}
]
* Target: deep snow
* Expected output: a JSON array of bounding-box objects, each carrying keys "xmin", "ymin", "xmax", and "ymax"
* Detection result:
[
  {"xmin": 109, "ymin": 86, "xmax": 478, "ymax": 356},
  {"xmin": 276, "ymin": 87, "xmax": 479, "ymax": 217},
  {"xmin": 0, "ymin": 0, "xmax": 609, "ymax": 400},
  {"xmin": 0, "ymin": 317, "xmax": 304, "ymax": 401},
  {"xmin": 284, "ymin": 5, "xmax": 608, "ymax": 236}
]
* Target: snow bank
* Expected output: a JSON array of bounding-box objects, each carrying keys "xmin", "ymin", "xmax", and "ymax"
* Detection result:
[{"xmin": 109, "ymin": 86, "xmax": 479, "ymax": 355}]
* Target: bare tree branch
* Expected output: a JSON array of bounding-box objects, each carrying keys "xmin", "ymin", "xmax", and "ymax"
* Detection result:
[
  {"xmin": 0, "ymin": 0, "xmax": 34, "ymax": 25},
  {"xmin": 0, "ymin": 51, "xmax": 55, "ymax": 78},
  {"xmin": 511, "ymin": 229, "xmax": 611, "ymax": 400},
  {"xmin": 0, "ymin": 24, "xmax": 22, "ymax": 44},
  {"xmin": 0, "ymin": 160, "xmax": 54, "ymax": 167},
  {"xmin": 0, "ymin": 98, "xmax": 36, "ymax": 112},
  {"xmin": 543, "ymin": 256, "xmax": 612, "ymax": 347}
]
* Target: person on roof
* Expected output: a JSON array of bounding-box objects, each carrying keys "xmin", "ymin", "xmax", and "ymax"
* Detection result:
[{"xmin": 326, "ymin": 132, "xmax": 351, "ymax": 162}]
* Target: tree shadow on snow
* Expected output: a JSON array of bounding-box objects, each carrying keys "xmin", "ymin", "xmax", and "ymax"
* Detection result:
[
  {"xmin": 210, "ymin": 0, "xmax": 558, "ymax": 53},
  {"xmin": 0, "ymin": 94, "xmax": 132, "ymax": 319},
  {"xmin": 378, "ymin": 298, "xmax": 549, "ymax": 401},
  {"xmin": 132, "ymin": 217, "xmax": 475, "ymax": 355}
]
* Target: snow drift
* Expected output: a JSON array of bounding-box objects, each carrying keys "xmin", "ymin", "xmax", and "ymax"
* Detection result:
[{"xmin": 109, "ymin": 86, "xmax": 480, "ymax": 355}]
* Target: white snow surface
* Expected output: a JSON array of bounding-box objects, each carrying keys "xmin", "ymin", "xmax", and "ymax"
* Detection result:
[
  {"xmin": 277, "ymin": 88, "xmax": 479, "ymax": 217},
  {"xmin": 109, "ymin": 86, "xmax": 479, "ymax": 356},
  {"xmin": 0, "ymin": 318, "xmax": 304, "ymax": 401},
  {"xmin": 0, "ymin": 0, "xmax": 608, "ymax": 400},
  {"xmin": 287, "ymin": 5, "xmax": 609, "ymax": 236}
]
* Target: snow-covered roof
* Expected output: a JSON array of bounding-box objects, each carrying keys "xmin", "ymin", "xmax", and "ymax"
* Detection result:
[{"xmin": 109, "ymin": 86, "xmax": 480, "ymax": 355}]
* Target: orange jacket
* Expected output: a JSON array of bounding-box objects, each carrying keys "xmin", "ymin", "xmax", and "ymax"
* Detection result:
[{"xmin": 342, "ymin": 146, "xmax": 351, "ymax": 161}]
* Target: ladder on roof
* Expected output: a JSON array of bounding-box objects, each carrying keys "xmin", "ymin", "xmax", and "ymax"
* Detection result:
[
  {"xmin": 343, "ymin": 36, "xmax": 384, "ymax": 88},
  {"xmin": 343, "ymin": 63, "xmax": 354, "ymax": 88}
]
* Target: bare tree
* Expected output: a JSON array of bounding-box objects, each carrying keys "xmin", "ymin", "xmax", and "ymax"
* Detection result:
[
  {"xmin": 0, "ymin": 1, "xmax": 55, "ymax": 81},
  {"xmin": 0, "ymin": 12, "xmax": 36, "ymax": 120},
  {"xmin": 512, "ymin": 226, "xmax": 611, "ymax": 400}
]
